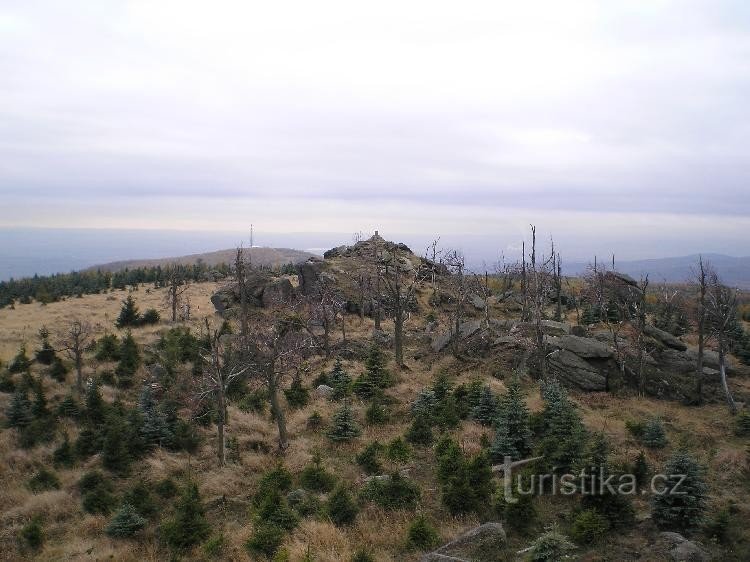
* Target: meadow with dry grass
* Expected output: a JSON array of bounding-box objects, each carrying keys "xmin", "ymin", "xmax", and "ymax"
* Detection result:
[{"xmin": 1, "ymin": 274, "xmax": 749, "ymax": 562}]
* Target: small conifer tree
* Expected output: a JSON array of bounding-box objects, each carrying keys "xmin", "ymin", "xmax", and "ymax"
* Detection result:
[
  {"xmin": 651, "ymin": 451, "xmax": 708, "ymax": 533},
  {"xmin": 138, "ymin": 385, "xmax": 172, "ymax": 448},
  {"xmin": 471, "ymin": 385, "xmax": 498, "ymax": 425},
  {"xmin": 406, "ymin": 414, "xmax": 433, "ymax": 446},
  {"xmin": 35, "ymin": 327, "xmax": 56, "ymax": 365},
  {"xmin": 53, "ymin": 432, "xmax": 76, "ymax": 468},
  {"xmin": 161, "ymin": 482, "xmax": 210, "ymax": 550},
  {"xmin": 490, "ymin": 379, "xmax": 532, "ymax": 462},
  {"xmin": 116, "ymin": 295, "xmax": 141, "ymax": 328},
  {"xmin": 406, "ymin": 515, "xmax": 439, "ymax": 550},
  {"xmin": 326, "ymin": 486, "xmax": 359, "ymax": 526},
  {"xmin": 48, "ymin": 357, "xmax": 68, "ymax": 382},
  {"xmin": 642, "ymin": 418, "xmax": 668, "ymax": 448},
  {"xmin": 539, "ymin": 380, "xmax": 586, "ymax": 472},
  {"xmin": 9, "ymin": 344, "xmax": 31, "ymax": 373},
  {"xmin": 115, "ymin": 332, "xmax": 140, "ymax": 388},
  {"xmin": 106, "ymin": 503, "xmax": 147, "ymax": 538},
  {"xmin": 327, "ymin": 402, "xmax": 361, "ymax": 442},
  {"xmin": 329, "ymin": 359, "xmax": 352, "ymax": 400},
  {"xmin": 7, "ymin": 389, "xmax": 32, "ymax": 428},
  {"xmin": 411, "ymin": 389, "xmax": 438, "ymax": 420}
]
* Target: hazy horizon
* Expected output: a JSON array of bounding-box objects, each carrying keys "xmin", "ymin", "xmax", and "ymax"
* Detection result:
[{"xmin": 2, "ymin": 1, "xmax": 750, "ymax": 260}]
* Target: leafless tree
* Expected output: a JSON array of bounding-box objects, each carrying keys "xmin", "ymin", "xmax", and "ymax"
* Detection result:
[
  {"xmin": 691, "ymin": 257, "xmax": 708, "ymax": 404},
  {"xmin": 59, "ymin": 319, "xmax": 93, "ymax": 394},
  {"xmin": 380, "ymin": 245, "xmax": 431, "ymax": 366},
  {"xmin": 372, "ymin": 233, "xmax": 382, "ymax": 330},
  {"xmin": 245, "ymin": 301, "xmax": 314, "ymax": 451},
  {"xmin": 307, "ymin": 275, "xmax": 344, "ymax": 358},
  {"xmin": 632, "ymin": 275, "xmax": 650, "ymax": 395},
  {"xmin": 553, "ymin": 252, "xmax": 563, "ymax": 322},
  {"xmin": 235, "ymin": 246, "xmax": 250, "ymax": 342},
  {"xmin": 473, "ymin": 270, "xmax": 492, "ymax": 327},
  {"xmin": 443, "ymin": 249, "xmax": 469, "ymax": 355},
  {"xmin": 164, "ymin": 265, "xmax": 189, "ymax": 322},
  {"xmin": 198, "ymin": 319, "xmax": 250, "ymax": 466},
  {"xmin": 526, "ymin": 225, "xmax": 557, "ymax": 379},
  {"xmin": 704, "ymin": 269, "xmax": 739, "ymax": 414}
]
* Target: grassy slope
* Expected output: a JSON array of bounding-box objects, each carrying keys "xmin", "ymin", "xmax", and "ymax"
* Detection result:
[{"xmin": 0, "ymin": 282, "xmax": 749, "ymax": 561}]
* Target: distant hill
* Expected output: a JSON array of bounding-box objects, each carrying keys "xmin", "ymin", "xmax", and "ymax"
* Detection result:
[
  {"xmin": 564, "ymin": 253, "xmax": 750, "ymax": 288},
  {"xmin": 89, "ymin": 247, "xmax": 317, "ymax": 273}
]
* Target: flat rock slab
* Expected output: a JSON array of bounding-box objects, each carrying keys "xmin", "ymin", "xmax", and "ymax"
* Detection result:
[
  {"xmin": 545, "ymin": 334, "xmax": 614, "ymax": 358},
  {"xmin": 644, "ymin": 324, "xmax": 688, "ymax": 351},
  {"xmin": 548, "ymin": 349, "xmax": 607, "ymax": 391}
]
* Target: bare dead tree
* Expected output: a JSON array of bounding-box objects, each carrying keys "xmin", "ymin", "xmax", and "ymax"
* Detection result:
[
  {"xmin": 632, "ymin": 275, "xmax": 650, "ymax": 395},
  {"xmin": 307, "ymin": 275, "xmax": 344, "ymax": 358},
  {"xmin": 246, "ymin": 301, "xmax": 313, "ymax": 451},
  {"xmin": 553, "ymin": 253, "xmax": 563, "ymax": 322},
  {"xmin": 526, "ymin": 226, "xmax": 557, "ymax": 379},
  {"xmin": 705, "ymin": 269, "xmax": 739, "ymax": 414},
  {"xmin": 59, "ymin": 319, "xmax": 93, "ymax": 394},
  {"xmin": 199, "ymin": 319, "xmax": 250, "ymax": 466},
  {"xmin": 381, "ymin": 244, "xmax": 432, "ymax": 367},
  {"xmin": 372, "ymin": 233, "xmax": 382, "ymax": 331},
  {"xmin": 235, "ymin": 246, "xmax": 249, "ymax": 342},
  {"xmin": 691, "ymin": 256, "xmax": 708, "ymax": 404},
  {"xmin": 472, "ymin": 270, "xmax": 492, "ymax": 327},
  {"xmin": 164, "ymin": 265, "xmax": 189, "ymax": 322},
  {"xmin": 443, "ymin": 249, "xmax": 469, "ymax": 355}
]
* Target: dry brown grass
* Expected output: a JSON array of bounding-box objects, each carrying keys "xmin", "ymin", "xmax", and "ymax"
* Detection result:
[{"xmin": 1, "ymin": 280, "xmax": 750, "ymax": 561}]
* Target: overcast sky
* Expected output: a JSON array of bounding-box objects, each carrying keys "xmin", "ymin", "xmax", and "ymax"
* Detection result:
[{"xmin": 1, "ymin": 1, "xmax": 749, "ymax": 259}]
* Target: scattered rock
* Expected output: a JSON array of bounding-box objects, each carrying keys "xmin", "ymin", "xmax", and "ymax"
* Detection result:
[
  {"xmin": 431, "ymin": 320, "xmax": 482, "ymax": 353},
  {"xmin": 316, "ymin": 385, "xmax": 334, "ymax": 398},
  {"xmin": 470, "ymin": 294, "xmax": 486, "ymax": 310},
  {"xmin": 540, "ymin": 320, "xmax": 571, "ymax": 335},
  {"xmin": 421, "ymin": 522, "xmax": 506, "ymax": 562}
]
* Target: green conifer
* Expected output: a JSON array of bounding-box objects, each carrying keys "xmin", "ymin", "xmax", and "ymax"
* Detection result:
[
  {"xmin": 327, "ymin": 402, "xmax": 361, "ymax": 442},
  {"xmin": 471, "ymin": 385, "xmax": 498, "ymax": 425},
  {"xmin": 651, "ymin": 451, "xmax": 708, "ymax": 533},
  {"xmin": 106, "ymin": 503, "xmax": 147, "ymax": 538},
  {"xmin": 490, "ymin": 379, "xmax": 532, "ymax": 462}
]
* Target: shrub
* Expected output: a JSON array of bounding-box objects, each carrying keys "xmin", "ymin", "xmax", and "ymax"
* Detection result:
[
  {"xmin": 411, "ymin": 389, "xmax": 438, "ymax": 419},
  {"xmin": 53, "ymin": 433, "xmax": 76, "ymax": 468},
  {"xmin": 27, "ymin": 467, "xmax": 61, "ymax": 492},
  {"xmin": 356, "ymin": 441, "xmax": 383, "ymax": 474},
  {"xmin": 106, "ymin": 503, "xmax": 147, "ymax": 538},
  {"xmin": 327, "ymin": 403, "xmax": 361, "ymax": 442},
  {"xmin": 360, "ymin": 473, "xmax": 420, "ymax": 510},
  {"xmin": 405, "ymin": 414, "xmax": 433, "ymax": 446},
  {"xmin": 435, "ymin": 438, "xmax": 492, "ymax": 516},
  {"xmin": 79, "ymin": 471, "xmax": 117, "ymax": 514},
  {"xmin": 642, "ymin": 418, "xmax": 668, "ymax": 449},
  {"xmin": 155, "ymin": 477, "xmax": 179, "ymax": 498},
  {"xmin": 651, "ymin": 451, "xmax": 707, "ymax": 533},
  {"xmin": 734, "ymin": 410, "xmax": 750, "ymax": 437},
  {"xmin": 245, "ymin": 524, "xmax": 284, "ymax": 558},
  {"xmin": 253, "ymin": 464, "xmax": 294, "ymax": 507},
  {"xmin": 625, "ymin": 419, "xmax": 645, "ymax": 439},
  {"xmin": 255, "ymin": 490, "xmax": 299, "ymax": 531},
  {"xmin": 48, "ymin": 358, "xmax": 68, "ymax": 382},
  {"xmin": 406, "ymin": 515, "xmax": 439, "ymax": 550},
  {"xmin": 632, "ymin": 451, "xmax": 649, "ymax": 489},
  {"xmin": 284, "ymin": 377, "xmax": 310, "ymax": 410},
  {"xmin": 95, "ymin": 333, "xmax": 121, "ymax": 362},
  {"xmin": 203, "ymin": 534, "xmax": 225, "ymax": 558},
  {"xmin": 299, "ymin": 453, "xmax": 337, "ymax": 492},
  {"xmin": 496, "ymin": 486, "xmax": 537, "ymax": 534},
  {"xmin": 351, "ymin": 549, "xmax": 375, "ymax": 562},
  {"xmin": 115, "ymin": 332, "xmax": 140, "ymax": 388},
  {"xmin": 35, "ymin": 327, "xmax": 57, "ymax": 365},
  {"xmin": 161, "ymin": 483, "xmax": 210, "ymax": 550},
  {"xmin": 140, "ymin": 308, "xmax": 160, "ymax": 325},
  {"xmin": 6, "ymin": 389, "xmax": 32, "ymax": 428},
  {"xmin": 238, "ymin": 389, "xmax": 267, "ymax": 414},
  {"xmin": 122, "ymin": 480, "xmax": 157, "ymax": 518},
  {"xmin": 19, "ymin": 517, "xmax": 43, "ymax": 550},
  {"xmin": 704, "ymin": 507, "xmax": 732, "ymax": 543},
  {"xmin": 365, "ymin": 395, "xmax": 390, "ymax": 425},
  {"xmin": 307, "ymin": 411, "xmax": 323, "ymax": 430},
  {"xmin": 9, "ymin": 345, "xmax": 31, "ymax": 374},
  {"xmin": 326, "ymin": 486, "xmax": 359, "ymax": 526},
  {"xmin": 529, "ymin": 528, "xmax": 576, "ymax": 561},
  {"xmin": 386, "ymin": 437, "xmax": 411, "ymax": 463},
  {"xmin": 287, "ymin": 489, "xmax": 321, "ymax": 517},
  {"xmin": 570, "ymin": 509, "xmax": 609, "ymax": 544}
]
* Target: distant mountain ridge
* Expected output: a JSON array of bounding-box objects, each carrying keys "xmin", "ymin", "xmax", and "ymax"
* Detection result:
[
  {"xmin": 88, "ymin": 247, "xmax": 317, "ymax": 273},
  {"xmin": 563, "ymin": 253, "xmax": 750, "ymax": 288}
]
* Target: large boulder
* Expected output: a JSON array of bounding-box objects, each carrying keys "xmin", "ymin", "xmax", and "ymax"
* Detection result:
[
  {"xmin": 421, "ymin": 522, "xmax": 506, "ymax": 562},
  {"xmin": 545, "ymin": 334, "xmax": 614, "ymax": 359},
  {"xmin": 655, "ymin": 532, "xmax": 711, "ymax": 562},
  {"xmin": 297, "ymin": 257, "xmax": 326, "ymax": 296},
  {"xmin": 431, "ymin": 320, "xmax": 483, "ymax": 353},
  {"xmin": 547, "ymin": 349, "xmax": 607, "ymax": 391},
  {"xmin": 644, "ymin": 324, "xmax": 688, "ymax": 351}
]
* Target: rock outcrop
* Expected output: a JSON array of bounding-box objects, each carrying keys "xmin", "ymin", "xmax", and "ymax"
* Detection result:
[
  {"xmin": 421, "ymin": 522, "xmax": 506, "ymax": 562},
  {"xmin": 644, "ymin": 324, "xmax": 688, "ymax": 351},
  {"xmin": 547, "ymin": 349, "xmax": 608, "ymax": 391}
]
